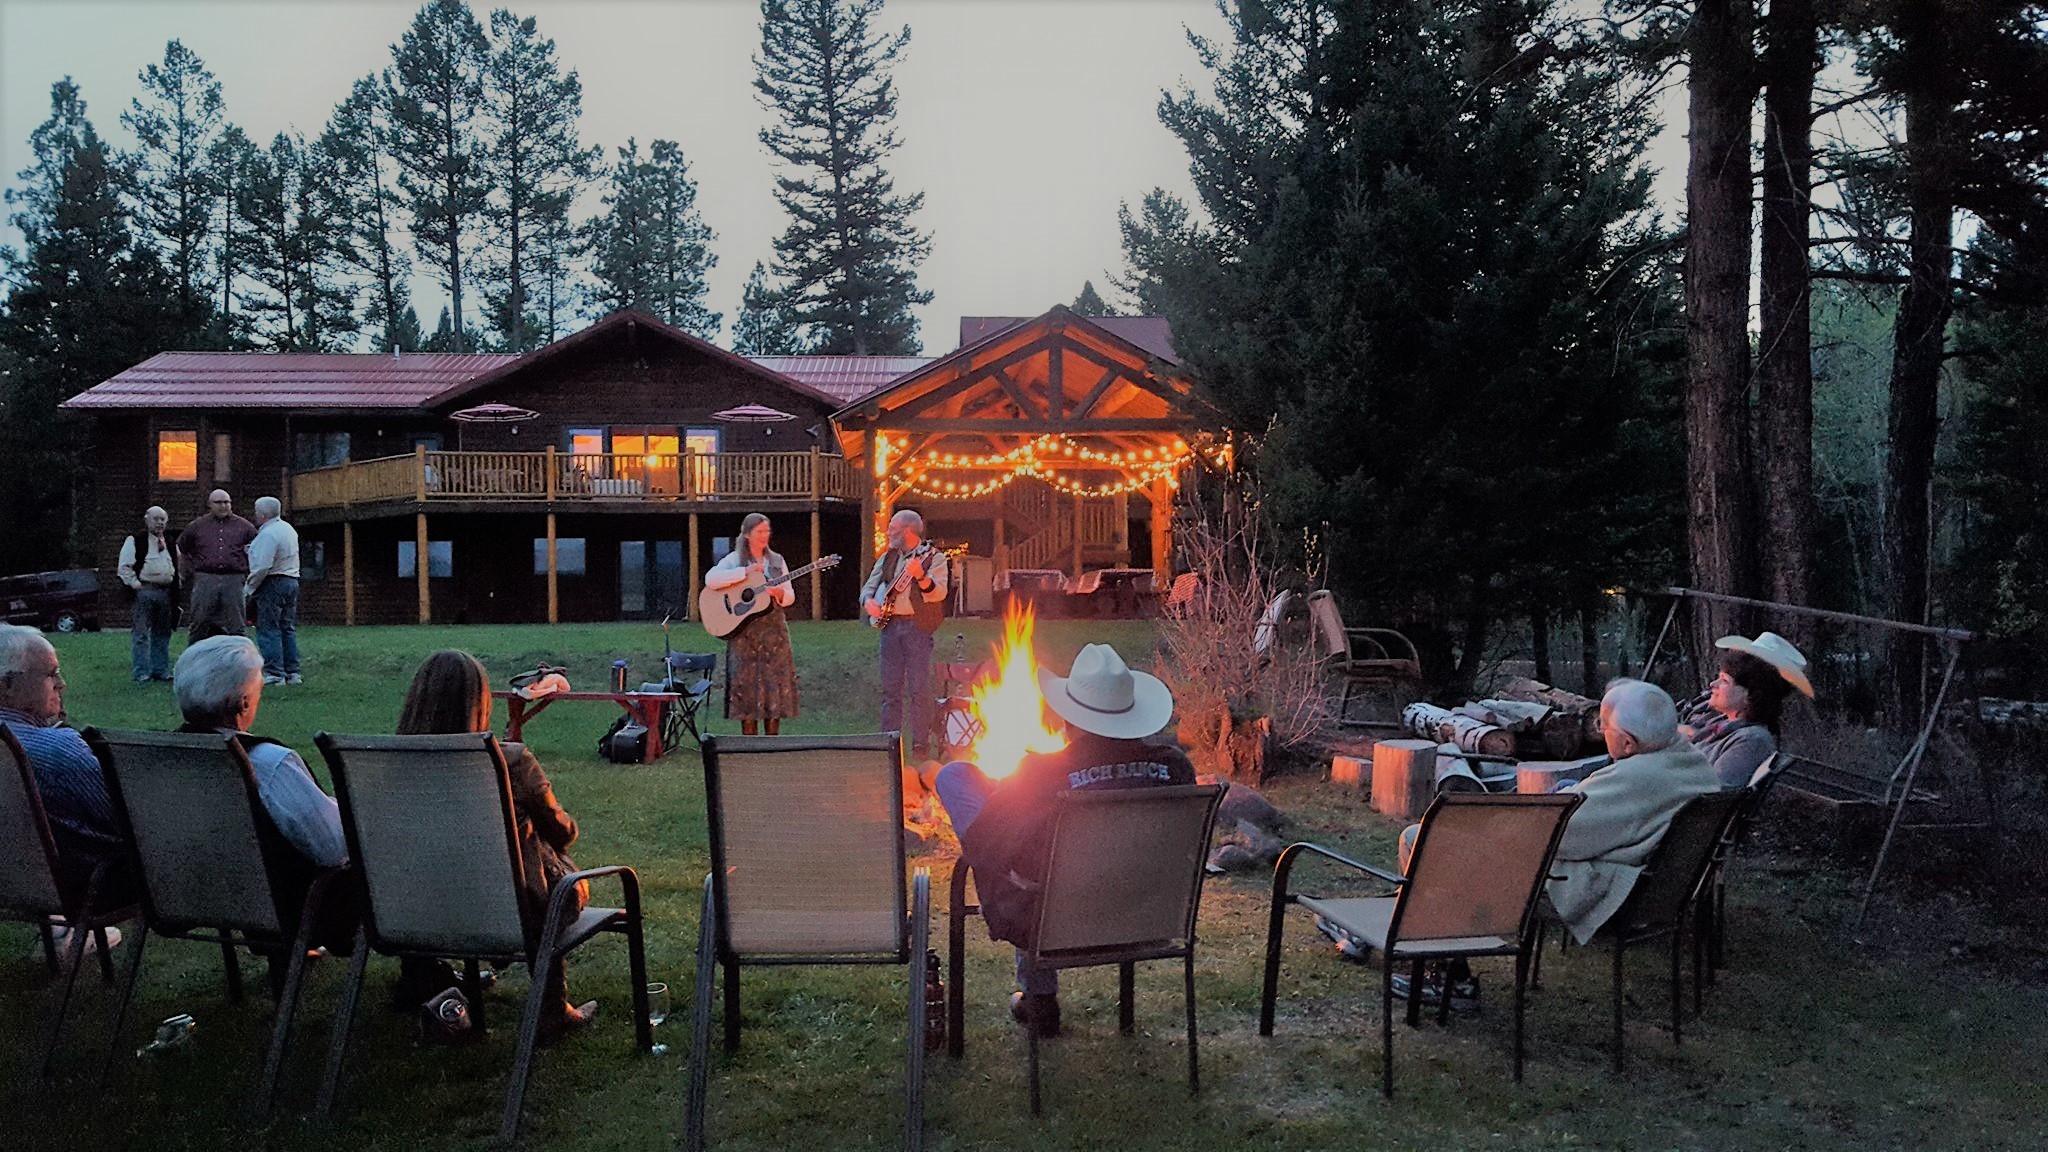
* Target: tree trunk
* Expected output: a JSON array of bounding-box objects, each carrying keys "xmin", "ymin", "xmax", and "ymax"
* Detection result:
[
  {"xmin": 1684, "ymin": 0, "xmax": 1760, "ymax": 652},
  {"xmin": 1580, "ymin": 603, "xmax": 1599, "ymax": 695},
  {"xmin": 1531, "ymin": 605, "xmax": 1551, "ymax": 684},
  {"xmin": 1884, "ymin": 0, "xmax": 1956, "ymax": 713},
  {"xmin": 1757, "ymin": 0, "xmax": 1817, "ymax": 622}
]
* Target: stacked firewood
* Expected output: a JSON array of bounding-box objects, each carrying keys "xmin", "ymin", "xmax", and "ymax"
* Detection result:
[{"xmin": 1400, "ymin": 677, "xmax": 1605, "ymax": 761}]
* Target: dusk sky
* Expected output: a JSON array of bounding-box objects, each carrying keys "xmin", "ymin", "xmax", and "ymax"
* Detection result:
[{"xmin": 1, "ymin": 0, "xmax": 1689, "ymax": 350}]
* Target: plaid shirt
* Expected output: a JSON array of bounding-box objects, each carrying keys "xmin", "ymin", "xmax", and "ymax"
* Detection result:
[{"xmin": 1, "ymin": 708, "xmax": 124, "ymax": 882}]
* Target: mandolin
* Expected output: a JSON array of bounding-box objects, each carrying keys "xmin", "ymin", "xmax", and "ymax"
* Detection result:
[{"xmin": 699, "ymin": 554, "xmax": 841, "ymax": 639}]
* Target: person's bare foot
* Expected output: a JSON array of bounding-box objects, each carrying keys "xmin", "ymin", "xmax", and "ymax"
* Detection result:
[{"xmin": 538, "ymin": 999, "xmax": 599, "ymax": 1044}]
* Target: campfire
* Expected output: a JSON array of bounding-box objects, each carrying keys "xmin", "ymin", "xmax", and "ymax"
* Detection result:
[{"xmin": 962, "ymin": 603, "xmax": 1067, "ymax": 779}]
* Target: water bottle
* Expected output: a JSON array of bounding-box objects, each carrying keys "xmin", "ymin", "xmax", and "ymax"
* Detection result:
[
  {"xmin": 923, "ymin": 949, "xmax": 946, "ymax": 1052},
  {"xmin": 611, "ymin": 659, "xmax": 630, "ymax": 693},
  {"xmin": 953, "ymin": 632, "xmax": 967, "ymax": 665},
  {"xmin": 137, "ymin": 1013, "xmax": 196, "ymax": 1057}
]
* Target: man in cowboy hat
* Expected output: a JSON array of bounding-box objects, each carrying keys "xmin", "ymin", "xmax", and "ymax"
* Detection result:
[
  {"xmin": 1678, "ymin": 631, "xmax": 1814, "ymax": 789},
  {"xmin": 932, "ymin": 643, "xmax": 1195, "ymax": 1038}
]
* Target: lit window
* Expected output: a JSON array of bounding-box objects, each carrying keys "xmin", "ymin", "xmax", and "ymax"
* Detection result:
[
  {"xmin": 533, "ymin": 538, "xmax": 587, "ymax": 576},
  {"xmin": 157, "ymin": 431, "xmax": 198, "ymax": 481}
]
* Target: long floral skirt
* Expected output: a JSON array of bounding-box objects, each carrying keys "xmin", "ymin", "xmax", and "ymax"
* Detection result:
[{"xmin": 724, "ymin": 604, "xmax": 800, "ymax": 720}]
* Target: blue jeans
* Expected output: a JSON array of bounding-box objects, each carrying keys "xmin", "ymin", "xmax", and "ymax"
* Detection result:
[
  {"xmin": 252, "ymin": 577, "xmax": 300, "ymax": 678},
  {"xmin": 934, "ymin": 761, "xmax": 1057, "ymax": 997},
  {"xmin": 879, "ymin": 621, "xmax": 935, "ymax": 758},
  {"xmin": 130, "ymin": 585, "xmax": 174, "ymax": 679}
]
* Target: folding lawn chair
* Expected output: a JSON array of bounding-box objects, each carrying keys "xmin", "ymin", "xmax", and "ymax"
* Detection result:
[
  {"xmin": 1306, "ymin": 591, "xmax": 1423, "ymax": 725},
  {"xmin": 663, "ymin": 651, "xmax": 718, "ymax": 748}
]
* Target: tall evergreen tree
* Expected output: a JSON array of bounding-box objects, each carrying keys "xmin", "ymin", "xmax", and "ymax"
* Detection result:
[
  {"xmin": 530, "ymin": 204, "xmax": 580, "ymax": 344},
  {"xmin": 321, "ymin": 73, "xmax": 415, "ymax": 350},
  {"xmin": 1120, "ymin": 0, "xmax": 1678, "ymax": 686},
  {"xmin": 753, "ymin": 0, "xmax": 931, "ymax": 353},
  {"xmin": 120, "ymin": 39, "xmax": 225, "ymax": 325},
  {"xmin": 480, "ymin": 8, "xmax": 599, "ymax": 350},
  {"xmin": 205, "ymin": 123, "xmax": 258, "ymax": 342},
  {"xmin": 584, "ymin": 138, "xmax": 720, "ymax": 336},
  {"xmin": 1, "ymin": 80, "xmax": 184, "ymax": 567},
  {"xmin": 234, "ymin": 132, "xmax": 359, "ymax": 350},
  {"xmin": 1071, "ymin": 280, "xmax": 1117, "ymax": 316},
  {"xmin": 731, "ymin": 260, "xmax": 802, "ymax": 354},
  {"xmin": 386, "ymin": 0, "xmax": 490, "ymax": 350}
]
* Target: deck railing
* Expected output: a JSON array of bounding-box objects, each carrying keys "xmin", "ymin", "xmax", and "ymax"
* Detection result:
[{"xmin": 291, "ymin": 448, "xmax": 860, "ymax": 511}]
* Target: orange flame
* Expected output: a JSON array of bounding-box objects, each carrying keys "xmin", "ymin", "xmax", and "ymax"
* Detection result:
[{"xmin": 965, "ymin": 603, "xmax": 1067, "ymax": 779}]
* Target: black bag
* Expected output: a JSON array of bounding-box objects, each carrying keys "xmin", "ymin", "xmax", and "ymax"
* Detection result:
[{"xmin": 598, "ymin": 714, "xmax": 650, "ymax": 763}]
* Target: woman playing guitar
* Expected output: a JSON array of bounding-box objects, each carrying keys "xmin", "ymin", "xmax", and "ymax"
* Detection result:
[
  {"xmin": 859, "ymin": 509, "xmax": 949, "ymax": 760},
  {"xmin": 702, "ymin": 512, "xmax": 800, "ymax": 735}
]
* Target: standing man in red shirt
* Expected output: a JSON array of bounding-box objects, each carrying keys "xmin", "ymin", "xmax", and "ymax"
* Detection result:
[{"xmin": 177, "ymin": 489, "xmax": 258, "ymax": 642}]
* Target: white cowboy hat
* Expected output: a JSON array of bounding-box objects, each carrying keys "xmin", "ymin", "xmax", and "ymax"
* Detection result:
[
  {"xmin": 1714, "ymin": 631, "xmax": 1815, "ymax": 698},
  {"xmin": 1037, "ymin": 643, "xmax": 1175, "ymax": 739}
]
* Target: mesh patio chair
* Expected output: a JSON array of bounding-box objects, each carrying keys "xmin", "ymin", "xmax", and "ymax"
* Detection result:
[
  {"xmin": 1704, "ymin": 753, "xmax": 1783, "ymax": 974},
  {"xmin": 1, "ymin": 725, "xmax": 139, "ymax": 1077},
  {"xmin": 946, "ymin": 783, "xmax": 1224, "ymax": 1115},
  {"xmin": 1305, "ymin": 591, "xmax": 1423, "ymax": 725},
  {"xmin": 1259, "ymin": 792, "xmax": 1583, "ymax": 1097},
  {"xmin": 312, "ymin": 732, "xmax": 653, "ymax": 1143},
  {"xmin": 83, "ymin": 727, "xmax": 345, "ymax": 1117},
  {"xmin": 685, "ymin": 733, "xmax": 929, "ymax": 1152},
  {"xmin": 1531, "ymin": 789, "xmax": 1745, "ymax": 1071}
]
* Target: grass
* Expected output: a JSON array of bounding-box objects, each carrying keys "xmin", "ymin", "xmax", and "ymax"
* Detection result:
[{"xmin": 4, "ymin": 619, "xmax": 2046, "ymax": 1150}]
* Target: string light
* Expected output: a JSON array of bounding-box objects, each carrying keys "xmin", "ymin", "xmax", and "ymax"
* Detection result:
[{"xmin": 876, "ymin": 432, "xmax": 1231, "ymax": 502}]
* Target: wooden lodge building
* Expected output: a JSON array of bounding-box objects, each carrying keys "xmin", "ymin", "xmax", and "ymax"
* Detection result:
[{"xmin": 63, "ymin": 306, "xmax": 1221, "ymax": 627}]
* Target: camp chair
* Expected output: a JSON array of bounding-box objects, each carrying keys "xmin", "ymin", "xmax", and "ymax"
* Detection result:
[
  {"xmin": 83, "ymin": 728, "xmax": 345, "ymax": 1117},
  {"xmin": 1704, "ymin": 753, "xmax": 1783, "ymax": 974},
  {"xmin": 1253, "ymin": 590, "xmax": 1292, "ymax": 664},
  {"xmin": 1260, "ymin": 792, "xmax": 1582, "ymax": 1096},
  {"xmin": 1305, "ymin": 591, "xmax": 1424, "ymax": 725},
  {"xmin": 945, "ymin": 783, "xmax": 1223, "ymax": 1114},
  {"xmin": 686, "ymin": 734, "xmax": 930, "ymax": 1152},
  {"xmin": 1531, "ymin": 789, "xmax": 1744, "ymax": 1071},
  {"xmin": 1160, "ymin": 572, "xmax": 1200, "ymax": 618},
  {"xmin": 663, "ymin": 651, "xmax": 718, "ymax": 748},
  {"xmin": 1, "ymin": 725, "xmax": 139, "ymax": 1077},
  {"xmin": 312, "ymin": 732, "xmax": 653, "ymax": 1143}
]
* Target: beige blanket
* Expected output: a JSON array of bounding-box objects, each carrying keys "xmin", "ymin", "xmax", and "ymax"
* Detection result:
[{"xmin": 1546, "ymin": 741, "xmax": 1719, "ymax": 943}]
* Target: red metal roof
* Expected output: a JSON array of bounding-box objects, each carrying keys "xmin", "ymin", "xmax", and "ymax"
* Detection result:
[
  {"xmin": 62, "ymin": 351, "xmax": 520, "ymax": 410},
  {"xmin": 959, "ymin": 315, "xmax": 1180, "ymax": 365},
  {"xmin": 749, "ymin": 355, "xmax": 933, "ymax": 405}
]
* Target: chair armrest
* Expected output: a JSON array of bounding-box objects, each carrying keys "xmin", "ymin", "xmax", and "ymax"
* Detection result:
[
  {"xmin": 547, "ymin": 864, "xmax": 643, "ymax": 931},
  {"xmin": 1271, "ymin": 840, "xmax": 1406, "ymax": 908},
  {"xmin": 1348, "ymin": 627, "xmax": 1420, "ymax": 666}
]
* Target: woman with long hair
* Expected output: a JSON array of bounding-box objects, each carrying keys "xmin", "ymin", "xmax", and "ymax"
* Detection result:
[
  {"xmin": 702, "ymin": 512, "xmax": 800, "ymax": 735},
  {"xmin": 394, "ymin": 650, "xmax": 595, "ymax": 1034}
]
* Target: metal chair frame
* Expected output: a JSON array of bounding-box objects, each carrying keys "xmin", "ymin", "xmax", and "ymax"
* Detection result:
[{"xmin": 1305, "ymin": 591, "xmax": 1424, "ymax": 725}]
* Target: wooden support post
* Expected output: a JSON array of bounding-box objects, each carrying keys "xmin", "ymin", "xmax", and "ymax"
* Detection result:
[
  {"xmin": 809, "ymin": 445, "xmax": 821, "ymax": 500},
  {"xmin": 809, "ymin": 509, "xmax": 824, "ymax": 621},
  {"xmin": 1150, "ymin": 479, "xmax": 1174, "ymax": 579},
  {"xmin": 342, "ymin": 521, "xmax": 355, "ymax": 626},
  {"xmin": 993, "ymin": 486, "xmax": 1007, "ymax": 572},
  {"xmin": 546, "ymin": 512, "xmax": 559, "ymax": 625},
  {"xmin": 414, "ymin": 512, "xmax": 430, "ymax": 624},
  {"xmin": 414, "ymin": 444, "xmax": 428, "ymax": 502},
  {"xmin": 687, "ymin": 511, "xmax": 701, "ymax": 622},
  {"xmin": 859, "ymin": 429, "xmax": 879, "ymax": 580},
  {"xmin": 1071, "ymin": 493, "xmax": 1084, "ymax": 579},
  {"xmin": 1112, "ymin": 491, "xmax": 1130, "ymax": 566}
]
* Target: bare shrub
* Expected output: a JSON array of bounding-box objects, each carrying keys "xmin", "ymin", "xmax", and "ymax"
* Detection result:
[{"xmin": 1156, "ymin": 483, "xmax": 1333, "ymax": 783}]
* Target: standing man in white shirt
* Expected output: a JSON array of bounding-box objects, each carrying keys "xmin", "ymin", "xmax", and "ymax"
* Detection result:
[
  {"xmin": 859, "ymin": 509, "xmax": 949, "ymax": 761},
  {"xmin": 246, "ymin": 496, "xmax": 303, "ymax": 686},
  {"xmin": 117, "ymin": 506, "xmax": 180, "ymax": 683}
]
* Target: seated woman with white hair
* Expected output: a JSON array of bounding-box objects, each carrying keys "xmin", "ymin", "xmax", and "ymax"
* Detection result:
[{"xmin": 172, "ymin": 636, "xmax": 351, "ymax": 984}]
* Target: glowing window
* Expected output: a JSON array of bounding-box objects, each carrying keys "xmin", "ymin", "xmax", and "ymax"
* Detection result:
[{"xmin": 157, "ymin": 431, "xmax": 198, "ymax": 481}]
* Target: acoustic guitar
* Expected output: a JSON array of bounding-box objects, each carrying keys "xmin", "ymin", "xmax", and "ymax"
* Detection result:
[{"xmin": 699, "ymin": 554, "xmax": 841, "ymax": 639}]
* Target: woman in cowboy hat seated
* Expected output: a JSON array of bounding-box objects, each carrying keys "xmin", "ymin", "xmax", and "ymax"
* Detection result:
[
  {"xmin": 932, "ymin": 643, "xmax": 1196, "ymax": 1038},
  {"xmin": 1678, "ymin": 631, "xmax": 1816, "ymax": 790}
]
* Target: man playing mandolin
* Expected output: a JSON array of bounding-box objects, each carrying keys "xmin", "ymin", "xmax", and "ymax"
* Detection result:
[
  {"xmin": 861, "ymin": 508, "xmax": 949, "ymax": 760},
  {"xmin": 703, "ymin": 513, "xmax": 800, "ymax": 735}
]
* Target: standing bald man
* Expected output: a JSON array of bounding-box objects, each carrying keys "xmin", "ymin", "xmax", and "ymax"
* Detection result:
[
  {"xmin": 177, "ymin": 489, "xmax": 257, "ymax": 642},
  {"xmin": 117, "ymin": 505, "xmax": 179, "ymax": 682}
]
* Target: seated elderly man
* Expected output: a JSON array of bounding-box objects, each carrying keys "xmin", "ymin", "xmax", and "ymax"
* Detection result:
[
  {"xmin": 1546, "ymin": 678, "xmax": 1720, "ymax": 945},
  {"xmin": 173, "ymin": 635, "xmax": 350, "ymax": 986},
  {"xmin": 0, "ymin": 624, "xmax": 132, "ymax": 951}
]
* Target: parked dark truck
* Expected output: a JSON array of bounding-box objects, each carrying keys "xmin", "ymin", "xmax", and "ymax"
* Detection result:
[{"xmin": 0, "ymin": 569, "xmax": 101, "ymax": 632}]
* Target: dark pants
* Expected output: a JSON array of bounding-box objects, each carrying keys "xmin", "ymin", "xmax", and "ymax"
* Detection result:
[
  {"xmin": 879, "ymin": 621, "xmax": 935, "ymax": 758},
  {"xmin": 252, "ymin": 576, "xmax": 300, "ymax": 678},
  {"xmin": 933, "ymin": 761, "xmax": 1056, "ymax": 995},
  {"xmin": 130, "ymin": 585, "xmax": 174, "ymax": 679},
  {"xmin": 187, "ymin": 572, "xmax": 247, "ymax": 641}
]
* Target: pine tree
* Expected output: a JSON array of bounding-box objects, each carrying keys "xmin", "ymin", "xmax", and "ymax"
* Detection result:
[
  {"xmin": 530, "ymin": 204, "xmax": 580, "ymax": 344},
  {"xmin": 120, "ymin": 39, "xmax": 225, "ymax": 324},
  {"xmin": 480, "ymin": 8, "xmax": 599, "ymax": 351},
  {"xmin": 1071, "ymin": 280, "xmax": 1117, "ymax": 316},
  {"xmin": 206, "ymin": 124, "xmax": 258, "ymax": 343},
  {"xmin": 1, "ymin": 79, "xmax": 185, "ymax": 567},
  {"xmin": 386, "ymin": 0, "xmax": 490, "ymax": 351},
  {"xmin": 234, "ymin": 133, "xmax": 359, "ymax": 350},
  {"xmin": 731, "ymin": 260, "xmax": 802, "ymax": 354},
  {"xmin": 321, "ymin": 73, "xmax": 415, "ymax": 350},
  {"xmin": 585, "ymin": 138, "xmax": 719, "ymax": 335},
  {"xmin": 754, "ymin": 0, "xmax": 931, "ymax": 353}
]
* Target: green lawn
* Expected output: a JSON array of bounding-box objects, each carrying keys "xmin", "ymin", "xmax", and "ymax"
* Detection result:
[{"xmin": 4, "ymin": 620, "xmax": 2045, "ymax": 1150}]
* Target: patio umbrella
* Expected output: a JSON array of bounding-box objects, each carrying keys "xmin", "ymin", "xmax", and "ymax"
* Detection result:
[
  {"xmin": 711, "ymin": 403, "xmax": 796, "ymax": 423},
  {"xmin": 449, "ymin": 403, "xmax": 539, "ymax": 448}
]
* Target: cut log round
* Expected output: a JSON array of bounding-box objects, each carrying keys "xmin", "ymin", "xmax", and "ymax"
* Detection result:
[{"xmin": 1371, "ymin": 739, "xmax": 1438, "ymax": 820}]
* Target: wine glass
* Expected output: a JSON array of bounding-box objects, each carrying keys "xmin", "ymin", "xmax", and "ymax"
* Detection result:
[{"xmin": 646, "ymin": 982, "xmax": 671, "ymax": 1028}]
